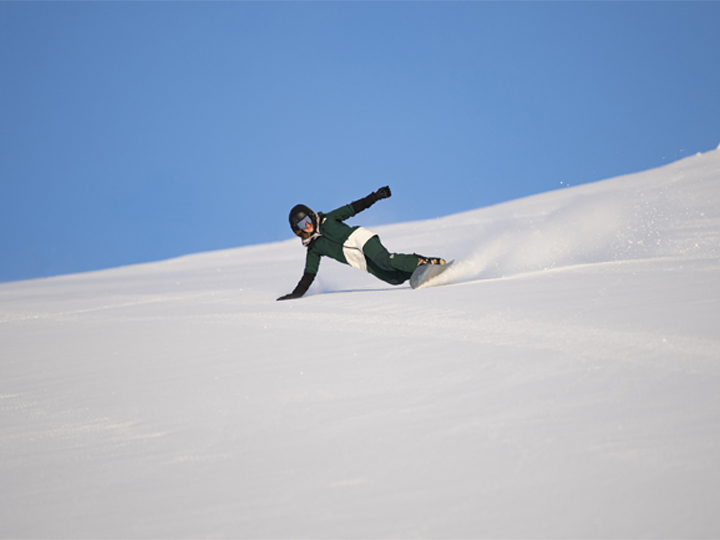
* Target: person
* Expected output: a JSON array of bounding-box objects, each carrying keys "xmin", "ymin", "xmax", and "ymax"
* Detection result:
[{"xmin": 277, "ymin": 186, "xmax": 445, "ymax": 300}]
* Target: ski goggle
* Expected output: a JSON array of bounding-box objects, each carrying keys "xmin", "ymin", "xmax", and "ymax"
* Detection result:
[{"xmin": 295, "ymin": 215, "xmax": 313, "ymax": 230}]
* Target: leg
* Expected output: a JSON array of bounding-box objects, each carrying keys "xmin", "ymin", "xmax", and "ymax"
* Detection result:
[
  {"xmin": 362, "ymin": 236, "xmax": 419, "ymax": 285},
  {"xmin": 365, "ymin": 259, "xmax": 411, "ymax": 285},
  {"xmin": 362, "ymin": 236, "xmax": 420, "ymax": 274}
]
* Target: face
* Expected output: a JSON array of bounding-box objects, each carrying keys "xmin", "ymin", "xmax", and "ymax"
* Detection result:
[
  {"xmin": 295, "ymin": 215, "xmax": 314, "ymax": 238},
  {"xmin": 299, "ymin": 221, "xmax": 314, "ymax": 238}
]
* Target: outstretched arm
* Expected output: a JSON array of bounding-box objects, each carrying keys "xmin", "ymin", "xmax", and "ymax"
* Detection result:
[
  {"xmin": 351, "ymin": 186, "xmax": 391, "ymax": 214},
  {"xmin": 277, "ymin": 272, "xmax": 316, "ymax": 301}
]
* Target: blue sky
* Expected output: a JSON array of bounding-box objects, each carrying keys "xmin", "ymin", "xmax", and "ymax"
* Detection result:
[{"xmin": 1, "ymin": 2, "xmax": 719, "ymax": 283}]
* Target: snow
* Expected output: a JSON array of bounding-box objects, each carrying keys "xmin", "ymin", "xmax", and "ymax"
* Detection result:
[{"xmin": 2, "ymin": 149, "xmax": 720, "ymax": 538}]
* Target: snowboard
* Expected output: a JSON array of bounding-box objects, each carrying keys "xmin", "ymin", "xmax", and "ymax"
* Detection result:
[{"xmin": 409, "ymin": 260, "xmax": 454, "ymax": 289}]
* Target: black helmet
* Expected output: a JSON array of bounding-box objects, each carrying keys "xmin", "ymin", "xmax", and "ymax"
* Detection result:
[{"xmin": 289, "ymin": 204, "xmax": 317, "ymax": 233}]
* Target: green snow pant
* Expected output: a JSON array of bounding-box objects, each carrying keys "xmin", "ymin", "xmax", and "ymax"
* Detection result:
[{"xmin": 362, "ymin": 236, "xmax": 420, "ymax": 285}]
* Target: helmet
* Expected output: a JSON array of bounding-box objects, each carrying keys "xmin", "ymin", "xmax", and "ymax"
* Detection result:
[{"xmin": 289, "ymin": 204, "xmax": 317, "ymax": 233}]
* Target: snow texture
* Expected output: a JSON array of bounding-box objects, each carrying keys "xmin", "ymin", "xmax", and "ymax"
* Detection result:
[{"xmin": 2, "ymin": 149, "xmax": 720, "ymax": 538}]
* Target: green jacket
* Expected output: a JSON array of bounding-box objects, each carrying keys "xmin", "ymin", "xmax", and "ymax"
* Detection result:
[{"xmin": 304, "ymin": 204, "xmax": 365, "ymax": 274}]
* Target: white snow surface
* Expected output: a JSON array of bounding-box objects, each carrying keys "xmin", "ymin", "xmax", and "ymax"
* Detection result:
[{"xmin": 2, "ymin": 150, "xmax": 720, "ymax": 539}]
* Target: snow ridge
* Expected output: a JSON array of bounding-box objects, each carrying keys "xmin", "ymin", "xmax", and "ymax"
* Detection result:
[{"xmin": 411, "ymin": 150, "xmax": 720, "ymax": 287}]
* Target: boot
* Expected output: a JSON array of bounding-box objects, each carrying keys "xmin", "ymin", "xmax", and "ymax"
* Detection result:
[{"xmin": 415, "ymin": 254, "xmax": 446, "ymax": 266}]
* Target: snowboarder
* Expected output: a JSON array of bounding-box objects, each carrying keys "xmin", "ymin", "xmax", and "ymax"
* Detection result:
[{"xmin": 277, "ymin": 186, "xmax": 446, "ymax": 300}]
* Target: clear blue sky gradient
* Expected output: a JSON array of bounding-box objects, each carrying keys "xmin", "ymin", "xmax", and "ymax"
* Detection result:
[{"xmin": 1, "ymin": 2, "xmax": 719, "ymax": 283}]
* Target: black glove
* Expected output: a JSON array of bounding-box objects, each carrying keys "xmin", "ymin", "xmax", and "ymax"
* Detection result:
[
  {"xmin": 351, "ymin": 186, "xmax": 392, "ymax": 214},
  {"xmin": 277, "ymin": 272, "xmax": 316, "ymax": 301}
]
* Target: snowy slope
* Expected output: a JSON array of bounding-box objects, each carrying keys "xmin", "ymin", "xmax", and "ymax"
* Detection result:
[{"xmin": 1, "ymin": 148, "xmax": 720, "ymax": 538}]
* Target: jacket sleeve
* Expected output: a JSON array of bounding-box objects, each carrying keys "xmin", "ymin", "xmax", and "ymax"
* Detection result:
[
  {"xmin": 325, "ymin": 187, "xmax": 391, "ymax": 223},
  {"xmin": 277, "ymin": 272, "xmax": 316, "ymax": 301},
  {"xmin": 324, "ymin": 203, "xmax": 357, "ymax": 223},
  {"xmin": 304, "ymin": 246, "xmax": 321, "ymax": 275}
]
